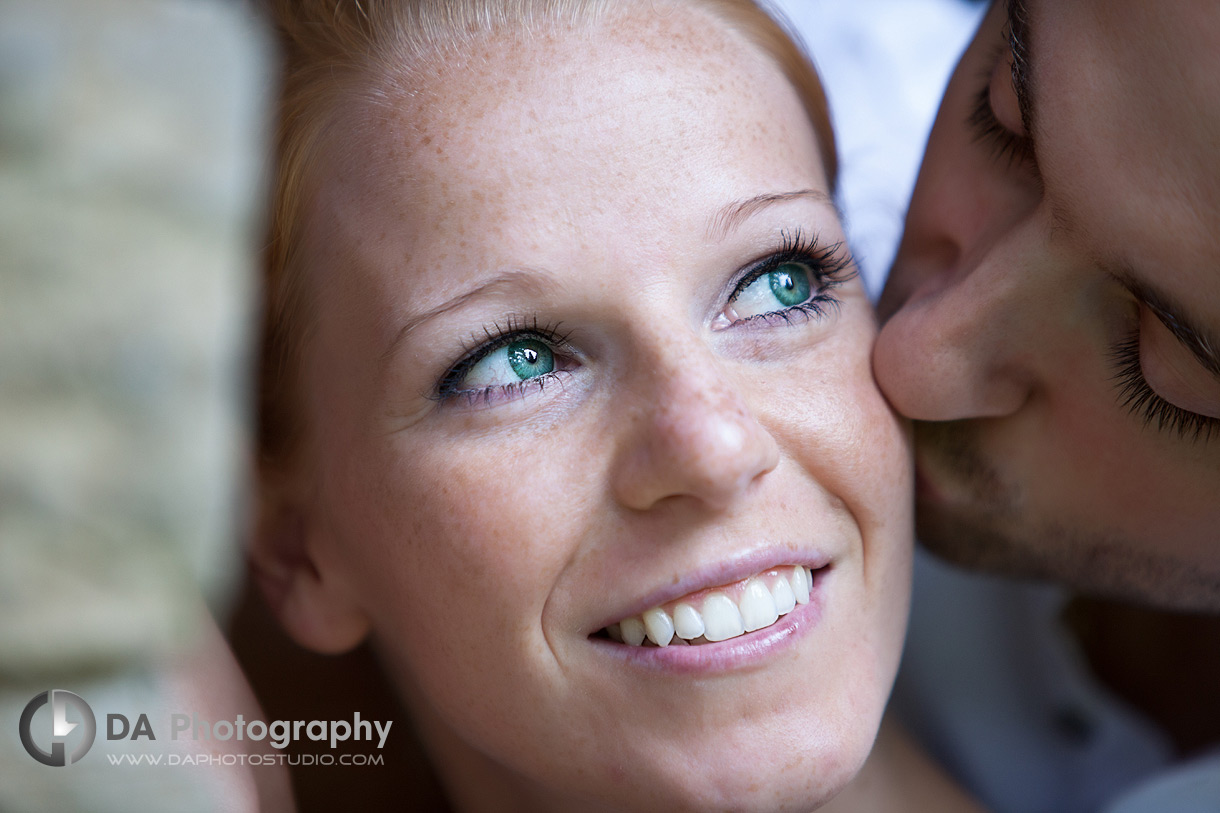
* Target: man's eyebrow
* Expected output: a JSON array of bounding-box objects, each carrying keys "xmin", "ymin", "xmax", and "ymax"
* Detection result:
[
  {"xmin": 381, "ymin": 268, "xmax": 553, "ymax": 361},
  {"xmin": 1118, "ymin": 273, "xmax": 1220, "ymax": 379},
  {"xmin": 1006, "ymin": 0, "xmax": 1038, "ymax": 149},
  {"xmin": 706, "ymin": 189, "xmax": 835, "ymax": 241}
]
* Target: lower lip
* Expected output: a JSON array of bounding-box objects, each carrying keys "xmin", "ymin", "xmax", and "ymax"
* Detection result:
[{"xmin": 589, "ymin": 574, "xmax": 828, "ymax": 674}]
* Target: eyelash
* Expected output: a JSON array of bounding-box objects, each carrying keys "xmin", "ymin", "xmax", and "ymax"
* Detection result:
[
  {"xmin": 727, "ymin": 229, "xmax": 855, "ymax": 327},
  {"xmin": 1110, "ymin": 335, "xmax": 1219, "ymax": 443},
  {"xmin": 433, "ymin": 231, "xmax": 855, "ymax": 406},
  {"xmin": 435, "ymin": 316, "xmax": 574, "ymax": 407},
  {"xmin": 969, "ymin": 5, "xmax": 1036, "ymax": 171},
  {"xmin": 968, "ymin": 79, "xmax": 1034, "ymax": 169}
]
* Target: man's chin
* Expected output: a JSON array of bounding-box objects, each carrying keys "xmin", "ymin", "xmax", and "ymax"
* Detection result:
[
  {"xmin": 913, "ymin": 495, "xmax": 1045, "ymax": 579},
  {"xmin": 913, "ymin": 495, "xmax": 1220, "ymax": 612},
  {"xmin": 910, "ymin": 420, "xmax": 1032, "ymax": 574}
]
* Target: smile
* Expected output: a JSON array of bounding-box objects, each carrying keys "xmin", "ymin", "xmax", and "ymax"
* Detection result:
[{"xmin": 598, "ymin": 565, "xmax": 819, "ymax": 647}]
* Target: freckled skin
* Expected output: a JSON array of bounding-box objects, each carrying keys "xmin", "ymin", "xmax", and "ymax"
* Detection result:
[{"xmin": 291, "ymin": 4, "xmax": 911, "ymax": 812}]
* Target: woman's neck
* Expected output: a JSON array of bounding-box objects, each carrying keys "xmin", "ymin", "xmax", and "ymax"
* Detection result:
[{"xmin": 819, "ymin": 716, "xmax": 984, "ymax": 813}]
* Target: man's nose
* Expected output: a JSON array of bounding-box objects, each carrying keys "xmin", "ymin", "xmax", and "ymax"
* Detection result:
[
  {"xmin": 610, "ymin": 347, "xmax": 780, "ymax": 513},
  {"xmin": 873, "ymin": 234, "xmax": 1045, "ymax": 423}
]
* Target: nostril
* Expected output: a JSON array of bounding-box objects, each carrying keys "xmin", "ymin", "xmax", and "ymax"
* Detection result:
[
  {"xmin": 876, "ymin": 277, "xmax": 907, "ymax": 323},
  {"xmin": 880, "ymin": 234, "xmax": 963, "ymax": 323}
]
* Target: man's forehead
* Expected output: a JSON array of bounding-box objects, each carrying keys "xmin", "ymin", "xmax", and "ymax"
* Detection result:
[{"xmin": 1035, "ymin": 0, "xmax": 1220, "ymax": 301}]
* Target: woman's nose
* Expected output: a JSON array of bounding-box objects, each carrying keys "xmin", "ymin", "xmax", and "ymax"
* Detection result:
[{"xmin": 610, "ymin": 353, "xmax": 780, "ymax": 513}]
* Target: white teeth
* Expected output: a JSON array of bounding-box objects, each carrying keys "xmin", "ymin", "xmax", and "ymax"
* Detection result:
[
  {"xmin": 672, "ymin": 602, "xmax": 704, "ymax": 640},
  {"xmin": 642, "ymin": 607, "xmax": 675, "ymax": 647},
  {"xmin": 603, "ymin": 566, "xmax": 820, "ymax": 647},
  {"xmin": 792, "ymin": 565, "xmax": 811, "ymax": 605},
  {"xmin": 701, "ymin": 592, "xmax": 745, "ymax": 642},
  {"xmin": 739, "ymin": 578, "xmax": 779, "ymax": 632},
  {"xmin": 771, "ymin": 576, "xmax": 796, "ymax": 615},
  {"xmin": 620, "ymin": 616, "xmax": 646, "ymax": 646}
]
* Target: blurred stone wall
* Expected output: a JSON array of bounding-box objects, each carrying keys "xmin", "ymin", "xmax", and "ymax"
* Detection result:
[{"xmin": 0, "ymin": 0, "xmax": 272, "ymax": 809}]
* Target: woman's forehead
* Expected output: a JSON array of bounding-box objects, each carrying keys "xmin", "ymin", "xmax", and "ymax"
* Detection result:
[{"xmin": 313, "ymin": 5, "xmax": 825, "ymax": 249}]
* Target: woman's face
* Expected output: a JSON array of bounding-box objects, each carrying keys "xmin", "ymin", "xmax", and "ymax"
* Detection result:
[{"xmin": 287, "ymin": 5, "xmax": 911, "ymax": 810}]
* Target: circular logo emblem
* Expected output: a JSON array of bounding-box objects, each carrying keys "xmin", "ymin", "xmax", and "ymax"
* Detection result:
[{"xmin": 19, "ymin": 690, "xmax": 96, "ymax": 766}]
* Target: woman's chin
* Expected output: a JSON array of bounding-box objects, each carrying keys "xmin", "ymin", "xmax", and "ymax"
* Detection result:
[
  {"xmin": 589, "ymin": 751, "xmax": 862, "ymax": 813},
  {"xmin": 415, "ymin": 681, "xmax": 878, "ymax": 813},
  {"xmin": 541, "ymin": 714, "xmax": 877, "ymax": 813},
  {"xmin": 659, "ymin": 752, "xmax": 861, "ymax": 813}
]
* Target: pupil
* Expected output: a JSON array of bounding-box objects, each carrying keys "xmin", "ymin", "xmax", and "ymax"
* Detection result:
[
  {"xmin": 769, "ymin": 263, "xmax": 811, "ymax": 307},
  {"xmin": 507, "ymin": 339, "xmax": 554, "ymax": 380}
]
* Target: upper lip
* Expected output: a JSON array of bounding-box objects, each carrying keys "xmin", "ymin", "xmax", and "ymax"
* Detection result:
[{"xmin": 586, "ymin": 546, "xmax": 834, "ymax": 635}]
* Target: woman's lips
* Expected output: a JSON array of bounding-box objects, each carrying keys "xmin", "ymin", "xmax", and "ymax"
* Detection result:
[
  {"xmin": 589, "ymin": 568, "xmax": 830, "ymax": 674},
  {"xmin": 598, "ymin": 565, "xmax": 818, "ymax": 647}
]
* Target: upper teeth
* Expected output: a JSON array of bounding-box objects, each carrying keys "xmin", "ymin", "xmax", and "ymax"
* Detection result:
[{"xmin": 604, "ymin": 565, "xmax": 815, "ymax": 647}]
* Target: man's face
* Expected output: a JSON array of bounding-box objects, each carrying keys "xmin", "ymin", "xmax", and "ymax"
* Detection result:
[{"xmin": 875, "ymin": 0, "xmax": 1220, "ymax": 609}]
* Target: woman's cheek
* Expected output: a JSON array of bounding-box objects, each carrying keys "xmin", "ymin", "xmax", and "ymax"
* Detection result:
[{"xmin": 350, "ymin": 433, "xmax": 573, "ymax": 600}]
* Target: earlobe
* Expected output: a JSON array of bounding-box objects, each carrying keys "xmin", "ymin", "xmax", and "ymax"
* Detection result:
[{"xmin": 249, "ymin": 489, "xmax": 371, "ymax": 655}]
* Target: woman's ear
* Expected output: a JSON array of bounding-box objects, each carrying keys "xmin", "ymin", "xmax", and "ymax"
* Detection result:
[{"xmin": 249, "ymin": 477, "xmax": 371, "ymax": 655}]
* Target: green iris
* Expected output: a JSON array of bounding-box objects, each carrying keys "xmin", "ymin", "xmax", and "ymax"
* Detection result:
[
  {"xmin": 768, "ymin": 263, "xmax": 812, "ymax": 307},
  {"xmin": 506, "ymin": 339, "xmax": 555, "ymax": 380}
]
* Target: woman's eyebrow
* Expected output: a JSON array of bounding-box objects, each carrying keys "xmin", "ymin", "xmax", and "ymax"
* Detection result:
[
  {"xmin": 381, "ymin": 268, "xmax": 555, "ymax": 361},
  {"xmin": 706, "ymin": 189, "xmax": 836, "ymax": 241}
]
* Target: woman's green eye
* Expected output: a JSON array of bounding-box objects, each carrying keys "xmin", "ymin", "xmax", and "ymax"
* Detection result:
[
  {"xmin": 461, "ymin": 338, "xmax": 555, "ymax": 390},
  {"xmin": 506, "ymin": 340, "xmax": 553, "ymax": 379},
  {"xmin": 769, "ymin": 264, "xmax": 812, "ymax": 306},
  {"xmin": 732, "ymin": 262, "xmax": 814, "ymax": 319}
]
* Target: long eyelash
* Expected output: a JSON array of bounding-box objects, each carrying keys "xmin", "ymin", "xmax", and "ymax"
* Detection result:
[
  {"xmin": 1110, "ymin": 336, "xmax": 1219, "ymax": 442},
  {"xmin": 447, "ymin": 371, "xmax": 559, "ymax": 408},
  {"xmin": 772, "ymin": 229, "xmax": 856, "ymax": 283},
  {"xmin": 435, "ymin": 315, "xmax": 570, "ymax": 402},
  {"xmin": 728, "ymin": 229, "xmax": 856, "ymax": 326},
  {"xmin": 968, "ymin": 63, "xmax": 1034, "ymax": 170}
]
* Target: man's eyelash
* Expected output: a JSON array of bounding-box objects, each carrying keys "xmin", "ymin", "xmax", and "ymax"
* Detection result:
[
  {"xmin": 968, "ymin": 79, "xmax": 1033, "ymax": 169},
  {"xmin": 970, "ymin": 0, "xmax": 1037, "ymax": 173},
  {"xmin": 1110, "ymin": 336, "xmax": 1219, "ymax": 442}
]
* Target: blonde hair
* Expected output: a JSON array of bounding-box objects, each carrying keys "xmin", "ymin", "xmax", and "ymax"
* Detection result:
[{"xmin": 257, "ymin": 0, "xmax": 837, "ymax": 467}]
